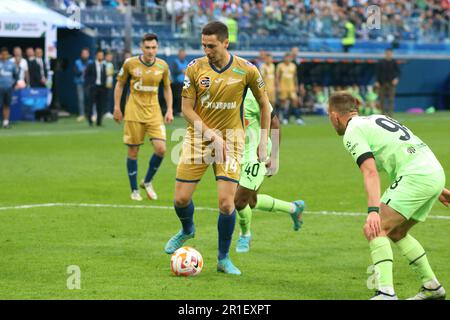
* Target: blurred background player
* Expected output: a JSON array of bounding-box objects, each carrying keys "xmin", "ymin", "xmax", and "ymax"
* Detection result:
[
  {"xmin": 234, "ymin": 89, "xmax": 305, "ymax": 253},
  {"xmin": 328, "ymin": 92, "xmax": 449, "ymax": 300},
  {"xmin": 375, "ymin": 48, "xmax": 400, "ymax": 117},
  {"xmin": 114, "ymin": 33, "xmax": 173, "ymax": 201},
  {"xmin": 276, "ymin": 53, "xmax": 304, "ymax": 125},
  {"xmin": 74, "ymin": 48, "xmax": 91, "ymax": 122},
  {"xmin": 10, "ymin": 47, "xmax": 29, "ymax": 88},
  {"xmin": 164, "ymin": 21, "xmax": 271, "ymax": 275},
  {"xmin": 104, "ymin": 51, "xmax": 116, "ymax": 119},
  {"xmin": 259, "ymin": 53, "xmax": 276, "ymax": 108},
  {"xmin": 0, "ymin": 47, "xmax": 17, "ymax": 129},
  {"xmin": 85, "ymin": 50, "xmax": 107, "ymax": 127},
  {"xmin": 170, "ymin": 48, "xmax": 189, "ymax": 116}
]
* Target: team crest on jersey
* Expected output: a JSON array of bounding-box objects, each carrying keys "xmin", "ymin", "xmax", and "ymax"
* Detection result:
[
  {"xmin": 199, "ymin": 76, "xmax": 211, "ymax": 89},
  {"xmin": 188, "ymin": 59, "xmax": 197, "ymax": 67},
  {"xmin": 134, "ymin": 68, "xmax": 143, "ymax": 77}
]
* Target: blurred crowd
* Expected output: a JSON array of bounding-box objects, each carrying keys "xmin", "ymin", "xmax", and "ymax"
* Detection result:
[
  {"xmin": 37, "ymin": 0, "xmax": 450, "ymax": 42},
  {"xmin": 0, "ymin": 42, "xmax": 400, "ymax": 128}
]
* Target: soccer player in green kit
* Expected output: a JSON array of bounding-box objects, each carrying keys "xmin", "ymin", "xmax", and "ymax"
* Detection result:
[
  {"xmin": 328, "ymin": 92, "xmax": 450, "ymax": 300},
  {"xmin": 234, "ymin": 89, "xmax": 305, "ymax": 253}
]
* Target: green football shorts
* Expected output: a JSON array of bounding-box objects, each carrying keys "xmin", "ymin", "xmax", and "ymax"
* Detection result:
[
  {"xmin": 239, "ymin": 161, "xmax": 267, "ymax": 191},
  {"xmin": 381, "ymin": 170, "xmax": 446, "ymax": 222}
]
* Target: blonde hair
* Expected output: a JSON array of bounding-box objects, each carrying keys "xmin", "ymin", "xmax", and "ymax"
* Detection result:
[{"xmin": 328, "ymin": 91, "xmax": 360, "ymax": 115}]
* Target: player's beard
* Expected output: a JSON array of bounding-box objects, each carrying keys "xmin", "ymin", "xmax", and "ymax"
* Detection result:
[{"xmin": 207, "ymin": 56, "xmax": 215, "ymax": 64}]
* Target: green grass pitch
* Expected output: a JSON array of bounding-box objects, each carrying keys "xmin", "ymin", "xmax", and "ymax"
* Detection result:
[{"xmin": 0, "ymin": 112, "xmax": 449, "ymax": 300}]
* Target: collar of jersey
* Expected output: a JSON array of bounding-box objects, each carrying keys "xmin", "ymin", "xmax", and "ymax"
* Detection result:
[
  {"xmin": 139, "ymin": 55, "xmax": 156, "ymax": 68},
  {"xmin": 209, "ymin": 54, "xmax": 233, "ymax": 74},
  {"xmin": 345, "ymin": 116, "xmax": 355, "ymax": 130}
]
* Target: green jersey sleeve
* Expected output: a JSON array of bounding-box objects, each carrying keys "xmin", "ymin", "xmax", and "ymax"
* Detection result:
[{"xmin": 343, "ymin": 123, "xmax": 374, "ymax": 167}]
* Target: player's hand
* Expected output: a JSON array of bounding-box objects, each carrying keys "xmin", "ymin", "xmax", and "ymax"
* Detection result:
[
  {"xmin": 113, "ymin": 108, "xmax": 123, "ymax": 124},
  {"xmin": 439, "ymin": 188, "xmax": 450, "ymax": 207},
  {"xmin": 364, "ymin": 212, "xmax": 381, "ymax": 239},
  {"xmin": 257, "ymin": 143, "xmax": 268, "ymax": 163},
  {"xmin": 265, "ymin": 159, "xmax": 278, "ymax": 177},
  {"xmin": 210, "ymin": 133, "xmax": 227, "ymax": 163},
  {"xmin": 164, "ymin": 111, "xmax": 174, "ymax": 124}
]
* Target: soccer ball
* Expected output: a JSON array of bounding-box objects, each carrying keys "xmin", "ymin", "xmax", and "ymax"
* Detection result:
[{"xmin": 170, "ymin": 246, "xmax": 203, "ymax": 277}]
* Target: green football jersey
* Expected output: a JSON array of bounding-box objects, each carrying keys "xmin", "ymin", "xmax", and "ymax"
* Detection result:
[
  {"xmin": 243, "ymin": 90, "xmax": 272, "ymax": 163},
  {"xmin": 343, "ymin": 115, "xmax": 443, "ymax": 181}
]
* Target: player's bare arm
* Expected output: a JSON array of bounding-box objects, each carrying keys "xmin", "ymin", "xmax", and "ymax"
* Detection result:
[
  {"xmin": 163, "ymin": 83, "xmax": 174, "ymax": 123},
  {"xmin": 113, "ymin": 80, "xmax": 124, "ymax": 123},
  {"xmin": 266, "ymin": 114, "xmax": 281, "ymax": 176},
  {"xmin": 359, "ymin": 157, "xmax": 381, "ymax": 239},
  {"xmin": 255, "ymin": 93, "xmax": 271, "ymax": 163}
]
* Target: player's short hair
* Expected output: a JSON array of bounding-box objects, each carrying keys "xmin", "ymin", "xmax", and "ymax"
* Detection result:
[
  {"xmin": 142, "ymin": 33, "xmax": 158, "ymax": 43},
  {"xmin": 0, "ymin": 47, "xmax": 9, "ymax": 53},
  {"xmin": 201, "ymin": 21, "xmax": 228, "ymax": 41},
  {"xmin": 328, "ymin": 92, "xmax": 360, "ymax": 115}
]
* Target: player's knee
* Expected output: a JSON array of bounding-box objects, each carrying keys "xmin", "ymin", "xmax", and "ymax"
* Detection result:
[
  {"xmin": 174, "ymin": 195, "xmax": 191, "ymax": 208},
  {"xmin": 380, "ymin": 222, "xmax": 396, "ymax": 235},
  {"xmin": 128, "ymin": 148, "xmax": 139, "ymax": 159},
  {"xmin": 234, "ymin": 197, "xmax": 249, "ymax": 211},
  {"xmin": 154, "ymin": 145, "xmax": 166, "ymax": 157},
  {"xmin": 219, "ymin": 198, "xmax": 235, "ymax": 214},
  {"xmin": 388, "ymin": 229, "xmax": 407, "ymax": 243},
  {"xmin": 248, "ymin": 195, "xmax": 257, "ymax": 209}
]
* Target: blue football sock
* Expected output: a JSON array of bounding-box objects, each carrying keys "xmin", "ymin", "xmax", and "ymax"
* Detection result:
[
  {"xmin": 218, "ymin": 210, "xmax": 236, "ymax": 260},
  {"xmin": 127, "ymin": 158, "xmax": 138, "ymax": 191},
  {"xmin": 292, "ymin": 107, "xmax": 302, "ymax": 119},
  {"xmin": 175, "ymin": 201, "xmax": 195, "ymax": 234},
  {"xmin": 283, "ymin": 108, "xmax": 290, "ymax": 120},
  {"xmin": 144, "ymin": 154, "xmax": 163, "ymax": 183}
]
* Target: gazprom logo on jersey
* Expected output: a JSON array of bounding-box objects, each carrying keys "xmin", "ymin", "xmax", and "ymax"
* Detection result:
[{"xmin": 203, "ymin": 101, "xmax": 237, "ymax": 110}]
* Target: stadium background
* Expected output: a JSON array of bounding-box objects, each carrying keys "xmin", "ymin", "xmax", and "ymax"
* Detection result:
[
  {"xmin": 0, "ymin": 0, "xmax": 449, "ymax": 301},
  {"xmin": 2, "ymin": 0, "xmax": 450, "ymax": 117}
]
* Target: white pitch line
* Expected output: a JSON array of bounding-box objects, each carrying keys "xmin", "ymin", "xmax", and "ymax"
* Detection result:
[{"xmin": 0, "ymin": 202, "xmax": 449, "ymax": 220}]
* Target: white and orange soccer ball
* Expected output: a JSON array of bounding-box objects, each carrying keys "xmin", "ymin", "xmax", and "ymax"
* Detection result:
[{"xmin": 170, "ymin": 246, "xmax": 203, "ymax": 277}]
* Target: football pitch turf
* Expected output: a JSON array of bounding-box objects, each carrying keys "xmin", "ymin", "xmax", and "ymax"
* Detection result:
[{"xmin": 0, "ymin": 112, "xmax": 449, "ymax": 300}]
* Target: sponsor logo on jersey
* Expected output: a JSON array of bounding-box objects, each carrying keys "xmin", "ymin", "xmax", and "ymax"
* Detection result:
[
  {"xmin": 203, "ymin": 101, "xmax": 237, "ymax": 110},
  {"xmin": 183, "ymin": 76, "xmax": 191, "ymax": 89},
  {"xmin": 407, "ymin": 146, "xmax": 416, "ymax": 154},
  {"xmin": 199, "ymin": 76, "xmax": 211, "ymax": 89},
  {"xmin": 187, "ymin": 59, "xmax": 197, "ymax": 67},
  {"xmin": 200, "ymin": 91, "xmax": 210, "ymax": 106},
  {"xmin": 232, "ymin": 67, "xmax": 246, "ymax": 75},
  {"xmin": 133, "ymin": 80, "xmax": 158, "ymax": 92},
  {"xmin": 227, "ymin": 78, "xmax": 242, "ymax": 85}
]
